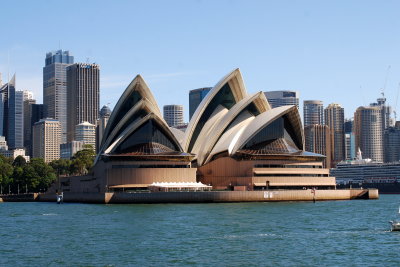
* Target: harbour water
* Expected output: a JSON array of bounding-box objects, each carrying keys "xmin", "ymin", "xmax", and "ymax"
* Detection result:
[{"xmin": 1, "ymin": 196, "xmax": 400, "ymax": 266}]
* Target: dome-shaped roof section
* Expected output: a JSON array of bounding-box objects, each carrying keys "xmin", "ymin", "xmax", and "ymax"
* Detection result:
[{"xmin": 100, "ymin": 105, "xmax": 112, "ymax": 117}]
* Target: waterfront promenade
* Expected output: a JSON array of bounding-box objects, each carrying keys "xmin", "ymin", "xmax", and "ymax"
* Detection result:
[{"xmin": 31, "ymin": 188, "xmax": 378, "ymax": 203}]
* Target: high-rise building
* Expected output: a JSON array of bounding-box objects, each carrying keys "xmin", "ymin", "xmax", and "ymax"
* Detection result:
[
  {"xmin": 23, "ymin": 96, "xmax": 36, "ymax": 155},
  {"xmin": 60, "ymin": 141, "xmax": 85, "ymax": 159},
  {"xmin": 32, "ymin": 118, "xmax": 61, "ymax": 162},
  {"xmin": 372, "ymin": 97, "xmax": 393, "ymax": 129},
  {"xmin": 189, "ymin": 87, "xmax": 211, "ymax": 120},
  {"xmin": 43, "ymin": 50, "xmax": 74, "ymax": 143},
  {"xmin": 303, "ymin": 100, "xmax": 324, "ymax": 127},
  {"xmin": 0, "ymin": 74, "xmax": 15, "ymax": 140},
  {"xmin": 304, "ymin": 124, "xmax": 332, "ymax": 168},
  {"xmin": 324, "ymin": 103, "xmax": 345, "ymax": 167},
  {"xmin": 383, "ymin": 122, "xmax": 400, "ymax": 163},
  {"xmin": 163, "ymin": 105, "xmax": 184, "ymax": 127},
  {"xmin": 31, "ymin": 104, "xmax": 47, "ymax": 125},
  {"xmin": 354, "ymin": 106, "xmax": 384, "ymax": 162},
  {"xmin": 344, "ymin": 119, "xmax": 353, "ymax": 133},
  {"xmin": 96, "ymin": 105, "xmax": 111, "ymax": 152},
  {"xmin": 264, "ymin": 91, "xmax": 299, "ymax": 109},
  {"xmin": 344, "ymin": 119, "xmax": 355, "ymax": 160},
  {"xmin": 66, "ymin": 63, "xmax": 100, "ymax": 142},
  {"xmin": 75, "ymin": 121, "xmax": 96, "ymax": 147},
  {"xmin": 8, "ymin": 88, "xmax": 25, "ymax": 149}
]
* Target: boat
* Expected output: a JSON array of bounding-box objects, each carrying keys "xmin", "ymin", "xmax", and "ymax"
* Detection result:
[
  {"xmin": 56, "ymin": 192, "xmax": 64, "ymax": 204},
  {"xmin": 389, "ymin": 207, "xmax": 400, "ymax": 231},
  {"xmin": 331, "ymin": 148, "xmax": 400, "ymax": 194},
  {"xmin": 389, "ymin": 220, "xmax": 400, "ymax": 231}
]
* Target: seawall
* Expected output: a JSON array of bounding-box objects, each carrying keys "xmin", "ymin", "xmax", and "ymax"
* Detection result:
[{"xmin": 36, "ymin": 189, "xmax": 378, "ymax": 204}]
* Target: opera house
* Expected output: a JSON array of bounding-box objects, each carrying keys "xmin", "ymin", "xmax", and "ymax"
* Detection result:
[{"xmin": 59, "ymin": 68, "xmax": 342, "ymax": 196}]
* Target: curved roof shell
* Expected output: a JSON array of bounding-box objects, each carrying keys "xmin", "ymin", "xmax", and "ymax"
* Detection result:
[
  {"xmin": 196, "ymin": 91, "xmax": 270, "ymax": 166},
  {"xmin": 182, "ymin": 68, "xmax": 247, "ymax": 153}
]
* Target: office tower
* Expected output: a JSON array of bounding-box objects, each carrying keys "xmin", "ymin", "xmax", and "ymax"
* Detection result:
[
  {"xmin": 304, "ymin": 124, "xmax": 332, "ymax": 168},
  {"xmin": 0, "ymin": 74, "xmax": 15, "ymax": 139},
  {"xmin": 75, "ymin": 122, "xmax": 96, "ymax": 147},
  {"xmin": 163, "ymin": 105, "xmax": 184, "ymax": 127},
  {"xmin": 96, "ymin": 105, "xmax": 111, "ymax": 151},
  {"xmin": 324, "ymin": 103, "xmax": 345, "ymax": 166},
  {"xmin": 43, "ymin": 50, "xmax": 74, "ymax": 143},
  {"xmin": 189, "ymin": 87, "xmax": 211, "ymax": 120},
  {"xmin": 344, "ymin": 119, "xmax": 353, "ymax": 133},
  {"xmin": 373, "ymin": 97, "xmax": 393, "ymax": 129},
  {"xmin": 31, "ymin": 104, "xmax": 47, "ymax": 125},
  {"xmin": 23, "ymin": 97, "xmax": 36, "ymax": 155},
  {"xmin": 354, "ymin": 106, "xmax": 384, "ymax": 162},
  {"xmin": 32, "ymin": 119, "xmax": 61, "ymax": 162},
  {"xmin": 303, "ymin": 100, "xmax": 324, "ymax": 127},
  {"xmin": 60, "ymin": 141, "xmax": 85, "ymax": 159},
  {"xmin": 264, "ymin": 91, "xmax": 299, "ymax": 109},
  {"xmin": 344, "ymin": 119, "xmax": 355, "ymax": 160},
  {"xmin": 66, "ymin": 63, "xmax": 100, "ymax": 142},
  {"xmin": 383, "ymin": 122, "xmax": 400, "ymax": 162},
  {"xmin": 8, "ymin": 89, "xmax": 24, "ymax": 149}
]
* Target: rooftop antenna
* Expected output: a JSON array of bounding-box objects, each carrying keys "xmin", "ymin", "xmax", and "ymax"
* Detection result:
[{"xmin": 86, "ymin": 57, "xmax": 90, "ymax": 63}]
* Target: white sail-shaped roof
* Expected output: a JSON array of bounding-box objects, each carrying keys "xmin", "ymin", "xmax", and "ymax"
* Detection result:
[
  {"xmin": 231, "ymin": 105, "xmax": 304, "ymax": 155},
  {"xmin": 182, "ymin": 68, "xmax": 247, "ymax": 153},
  {"xmin": 105, "ymin": 113, "xmax": 183, "ymax": 154},
  {"xmin": 196, "ymin": 91, "xmax": 270, "ymax": 166},
  {"xmin": 101, "ymin": 75, "xmax": 161, "ymax": 149}
]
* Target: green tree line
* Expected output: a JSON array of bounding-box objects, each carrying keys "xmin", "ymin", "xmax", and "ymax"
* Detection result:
[{"xmin": 0, "ymin": 145, "xmax": 95, "ymax": 194}]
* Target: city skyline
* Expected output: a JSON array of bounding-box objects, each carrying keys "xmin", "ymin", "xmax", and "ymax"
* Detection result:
[{"xmin": 2, "ymin": 1, "xmax": 400, "ymax": 122}]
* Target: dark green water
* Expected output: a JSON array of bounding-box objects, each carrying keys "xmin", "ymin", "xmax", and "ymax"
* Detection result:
[{"xmin": 1, "ymin": 195, "xmax": 400, "ymax": 266}]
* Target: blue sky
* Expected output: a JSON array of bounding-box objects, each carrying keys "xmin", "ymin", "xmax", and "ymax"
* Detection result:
[{"xmin": 1, "ymin": 0, "xmax": 400, "ymax": 121}]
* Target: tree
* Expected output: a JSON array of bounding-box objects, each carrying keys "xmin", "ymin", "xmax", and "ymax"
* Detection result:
[
  {"xmin": 50, "ymin": 159, "xmax": 72, "ymax": 176},
  {"xmin": 70, "ymin": 145, "xmax": 96, "ymax": 175},
  {"xmin": 13, "ymin": 155, "xmax": 26, "ymax": 168},
  {"xmin": 29, "ymin": 158, "xmax": 57, "ymax": 192},
  {"xmin": 0, "ymin": 155, "xmax": 13, "ymax": 188}
]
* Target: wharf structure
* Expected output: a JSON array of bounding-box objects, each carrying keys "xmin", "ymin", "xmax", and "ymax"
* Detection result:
[{"xmin": 43, "ymin": 69, "xmax": 378, "ymax": 203}]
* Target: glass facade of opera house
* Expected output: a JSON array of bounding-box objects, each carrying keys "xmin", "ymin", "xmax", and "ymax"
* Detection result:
[{"xmin": 54, "ymin": 69, "xmax": 336, "ymax": 194}]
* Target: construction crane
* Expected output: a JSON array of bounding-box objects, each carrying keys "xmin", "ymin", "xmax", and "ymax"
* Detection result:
[
  {"xmin": 394, "ymin": 83, "xmax": 400, "ymax": 121},
  {"xmin": 382, "ymin": 65, "xmax": 391, "ymax": 99}
]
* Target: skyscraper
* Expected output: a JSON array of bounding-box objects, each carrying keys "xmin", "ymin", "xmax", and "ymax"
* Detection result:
[
  {"xmin": 43, "ymin": 50, "xmax": 74, "ymax": 143},
  {"xmin": 189, "ymin": 87, "xmax": 211, "ymax": 120},
  {"xmin": 75, "ymin": 121, "xmax": 96, "ymax": 147},
  {"xmin": 32, "ymin": 118, "xmax": 61, "ymax": 163},
  {"xmin": 24, "ymin": 98, "xmax": 36, "ymax": 156},
  {"xmin": 383, "ymin": 122, "xmax": 400, "ymax": 162},
  {"xmin": 304, "ymin": 124, "xmax": 332, "ymax": 168},
  {"xmin": 6, "ymin": 79, "xmax": 26, "ymax": 149},
  {"xmin": 344, "ymin": 119, "xmax": 355, "ymax": 160},
  {"xmin": 96, "ymin": 105, "xmax": 111, "ymax": 152},
  {"xmin": 29, "ymin": 103, "xmax": 47, "ymax": 157},
  {"xmin": 303, "ymin": 100, "xmax": 324, "ymax": 127},
  {"xmin": 354, "ymin": 106, "xmax": 384, "ymax": 162},
  {"xmin": 264, "ymin": 91, "xmax": 299, "ymax": 109},
  {"xmin": 66, "ymin": 63, "xmax": 100, "ymax": 142},
  {"xmin": 0, "ymin": 74, "xmax": 14, "ymax": 138},
  {"xmin": 163, "ymin": 105, "xmax": 184, "ymax": 127},
  {"xmin": 324, "ymin": 103, "xmax": 345, "ymax": 167}
]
